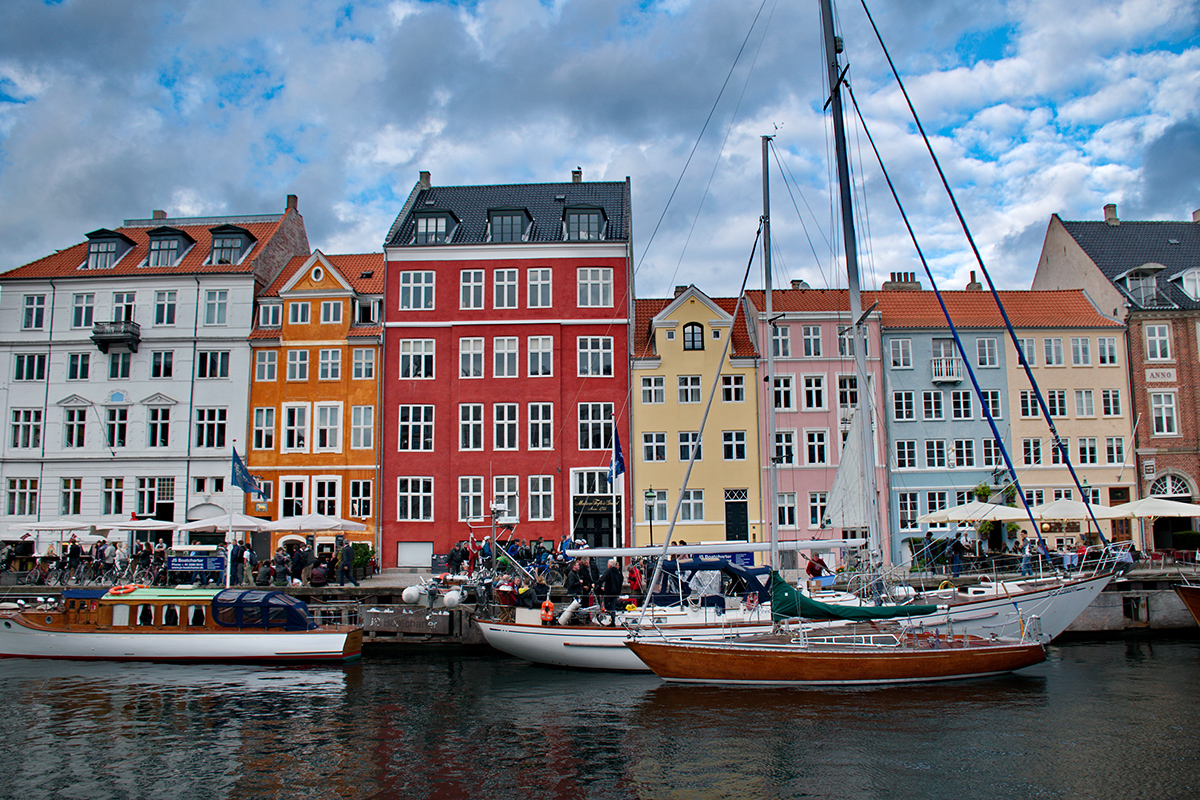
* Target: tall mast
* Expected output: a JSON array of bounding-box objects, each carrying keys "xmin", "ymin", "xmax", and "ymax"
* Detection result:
[
  {"xmin": 819, "ymin": 0, "xmax": 881, "ymax": 557},
  {"xmin": 762, "ymin": 134, "xmax": 779, "ymax": 570}
]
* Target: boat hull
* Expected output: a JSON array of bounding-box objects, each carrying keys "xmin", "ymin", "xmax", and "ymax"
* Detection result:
[
  {"xmin": 625, "ymin": 636, "xmax": 1046, "ymax": 685},
  {"xmin": 1175, "ymin": 584, "xmax": 1200, "ymax": 627}
]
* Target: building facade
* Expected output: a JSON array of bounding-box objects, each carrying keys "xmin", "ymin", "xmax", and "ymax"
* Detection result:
[{"xmin": 380, "ymin": 171, "xmax": 633, "ymax": 568}]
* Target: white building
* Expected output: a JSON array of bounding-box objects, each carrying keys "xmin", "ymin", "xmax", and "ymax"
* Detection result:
[{"xmin": 0, "ymin": 197, "xmax": 309, "ymax": 546}]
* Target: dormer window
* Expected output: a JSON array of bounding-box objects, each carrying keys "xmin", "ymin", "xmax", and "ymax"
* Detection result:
[
  {"xmin": 565, "ymin": 208, "xmax": 604, "ymax": 241},
  {"xmin": 354, "ymin": 299, "xmax": 380, "ymax": 325},
  {"xmin": 488, "ymin": 210, "xmax": 530, "ymax": 242},
  {"xmin": 683, "ymin": 323, "xmax": 704, "ymax": 351},
  {"xmin": 84, "ymin": 229, "xmax": 135, "ymax": 270},
  {"xmin": 1181, "ymin": 269, "xmax": 1200, "ymax": 301},
  {"xmin": 414, "ymin": 213, "xmax": 454, "ymax": 244},
  {"xmin": 208, "ymin": 224, "xmax": 256, "ymax": 265},
  {"xmin": 145, "ymin": 226, "xmax": 194, "ymax": 267},
  {"xmin": 1127, "ymin": 269, "xmax": 1166, "ymax": 307},
  {"xmin": 259, "ymin": 304, "xmax": 282, "ymax": 327}
]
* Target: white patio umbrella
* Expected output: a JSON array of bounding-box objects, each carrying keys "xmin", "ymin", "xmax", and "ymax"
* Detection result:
[
  {"xmin": 10, "ymin": 519, "xmax": 115, "ymax": 532},
  {"xmin": 1028, "ymin": 499, "xmax": 1126, "ymax": 520},
  {"xmin": 916, "ymin": 501, "xmax": 1028, "ymax": 524},
  {"xmin": 177, "ymin": 512, "xmax": 273, "ymax": 533},
  {"xmin": 261, "ymin": 513, "xmax": 367, "ymax": 532},
  {"xmin": 1107, "ymin": 497, "xmax": 1200, "ymax": 518}
]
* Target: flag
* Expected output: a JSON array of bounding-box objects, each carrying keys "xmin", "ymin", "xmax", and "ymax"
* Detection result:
[
  {"xmin": 608, "ymin": 429, "xmax": 625, "ymax": 485},
  {"xmin": 231, "ymin": 447, "xmax": 262, "ymax": 498}
]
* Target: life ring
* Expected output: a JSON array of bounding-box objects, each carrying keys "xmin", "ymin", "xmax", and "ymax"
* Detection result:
[
  {"xmin": 938, "ymin": 580, "xmax": 954, "ymax": 590},
  {"xmin": 110, "ymin": 584, "xmax": 141, "ymax": 595},
  {"xmin": 744, "ymin": 592, "xmax": 759, "ymax": 611}
]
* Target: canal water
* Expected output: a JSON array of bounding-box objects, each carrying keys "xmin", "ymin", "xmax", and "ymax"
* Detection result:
[{"xmin": 1, "ymin": 637, "xmax": 1197, "ymax": 800}]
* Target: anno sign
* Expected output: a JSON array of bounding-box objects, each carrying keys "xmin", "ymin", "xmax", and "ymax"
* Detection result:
[{"xmin": 1146, "ymin": 367, "xmax": 1176, "ymax": 382}]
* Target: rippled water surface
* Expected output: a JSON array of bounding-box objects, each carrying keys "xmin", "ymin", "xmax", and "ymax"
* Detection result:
[{"xmin": 1, "ymin": 638, "xmax": 1197, "ymax": 800}]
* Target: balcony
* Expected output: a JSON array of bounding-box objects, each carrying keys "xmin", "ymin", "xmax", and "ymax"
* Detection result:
[
  {"xmin": 930, "ymin": 356, "xmax": 964, "ymax": 383},
  {"xmin": 91, "ymin": 320, "xmax": 141, "ymax": 353}
]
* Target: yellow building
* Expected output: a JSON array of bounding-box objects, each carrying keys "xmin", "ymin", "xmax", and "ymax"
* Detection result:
[{"xmin": 629, "ymin": 287, "xmax": 762, "ymax": 548}]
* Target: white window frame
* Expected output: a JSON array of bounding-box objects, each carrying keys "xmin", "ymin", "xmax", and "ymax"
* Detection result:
[
  {"xmin": 397, "ymin": 477, "xmax": 433, "ymax": 521},
  {"xmin": 528, "ymin": 336, "xmax": 553, "ymax": 377},
  {"xmin": 528, "ymin": 268, "xmax": 552, "ymax": 309},
  {"xmin": 493, "ymin": 337, "xmax": 518, "ymax": 378},
  {"xmin": 529, "ymin": 403, "xmax": 553, "ymax": 450},
  {"xmin": 351, "ymin": 405, "xmax": 374, "ymax": 450},
  {"xmin": 397, "ymin": 405, "xmax": 434, "ymax": 452},
  {"xmin": 282, "ymin": 403, "xmax": 310, "ymax": 453},
  {"xmin": 576, "ymin": 267, "xmax": 613, "ymax": 308}
]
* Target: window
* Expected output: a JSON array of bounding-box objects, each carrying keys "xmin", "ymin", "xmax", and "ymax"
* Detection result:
[
  {"xmin": 566, "ymin": 210, "xmax": 602, "ymax": 241},
  {"xmin": 64, "ymin": 409, "xmax": 86, "ymax": 448},
  {"xmin": 808, "ymin": 492, "xmax": 828, "ymax": 528},
  {"xmin": 890, "ymin": 339, "xmax": 912, "ymax": 368},
  {"xmin": 22, "ymin": 295, "xmax": 45, "ymax": 330},
  {"xmin": 802, "ymin": 326, "xmax": 822, "ymax": 357},
  {"xmin": 722, "ymin": 375, "xmax": 745, "ymax": 402},
  {"xmin": 288, "ymin": 302, "xmax": 311, "ymax": 324},
  {"xmin": 398, "ymin": 272, "xmax": 435, "ymax": 309},
  {"xmin": 723, "ymin": 431, "xmax": 746, "ymax": 461},
  {"xmin": 494, "ymin": 269, "xmax": 518, "ymax": 309},
  {"xmin": 954, "ymin": 439, "xmax": 975, "ymax": 467},
  {"xmin": 494, "ymin": 404, "xmax": 518, "ymax": 450},
  {"xmin": 977, "ymin": 338, "xmax": 997, "ymax": 367},
  {"xmin": 951, "ymin": 391, "xmax": 972, "ymax": 420},
  {"xmin": 529, "ymin": 403, "xmax": 553, "ymax": 449},
  {"xmin": 286, "ymin": 350, "xmax": 309, "ymax": 381},
  {"xmin": 777, "ymin": 493, "xmax": 797, "ymax": 528},
  {"xmin": 895, "ymin": 440, "xmax": 917, "ymax": 469},
  {"xmin": 415, "ymin": 215, "xmax": 449, "ymax": 244},
  {"xmin": 528, "ymin": 336, "xmax": 553, "ymax": 377},
  {"xmin": 529, "ymin": 476, "xmax": 553, "ymax": 521},
  {"xmin": 106, "ymin": 408, "xmax": 128, "ymax": 448},
  {"xmin": 528, "ymin": 268, "xmax": 552, "ymax": 308},
  {"xmin": 981, "ymin": 389, "xmax": 1002, "ymax": 419},
  {"xmin": 399, "ymin": 340, "xmax": 435, "ymax": 378},
  {"xmin": 155, "ymin": 291, "xmax": 177, "ymax": 326},
  {"xmin": 983, "ymin": 438, "xmax": 1002, "ymax": 467},
  {"xmin": 10, "ymin": 409, "xmax": 41, "ymax": 449},
  {"xmin": 1023, "ymin": 438, "xmax": 1042, "ymax": 466},
  {"xmin": 678, "ymin": 375, "xmax": 701, "ymax": 404},
  {"xmin": 925, "ymin": 439, "xmax": 947, "ymax": 468},
  {"xmin": 1017, "ymin": 338, "xmax": 1036, "ymax": 366},
  {"xmin": 1106, "ymin": 437, "xmax": 1125, "ymax": 465},
  {"xmin": 1088, "ymin": 336, "xmax": 1115, "ymax": 366},
  {"xmin": 898, "ymin": 492, "xmax": 919, "ymax": 530},
  {"xmin": 642, "ymin": 432, "xmax": 667, "ymax": 461},
  {"xmin": 193, "ymin": 477, "xmax": 223, "ymax": 495},
  {"xmin": 87, "ymin": 240, "xmax": 117, "ymax": 270},
  {"xmin": 637, "ymin": 376, "xmax": 664, "ymax": 405},
  {"xmin": 102, "ymin": 477, "xmax": 123, "ymax": 515},
  {"xmin": 72, "ymin": 294, "xmax": 95, "ymax": 328},
  {"xmin": 893, "ymin": 391, "xmax": 915, "ymax": 421},
  {"xmin": 1075, "ymin": 390, "xmax": 1095, "ymax": 417},
  {"xmin": 1044, "ymin": 338, "xmax": 1064, "ymax": 366},
  {"xmin": 1146, "ymin": 324, "xmax": 1171, "ymax": 361},
  {"xmin": 318, "ymin": 349, "xmax": 341, "ymax": 380},
  {"xmin": 204, "ymin": 290, "xmax": 228, "ymax": 326},
  {"xmin": 1078, "ymin": 437, "xmax": 1098, "ymax": 465},
  {"xmin": 109, "ymin": 352, "xmax": 131, "ymax": 380},
  {"xmin": 397, "ymin": 406, "xmax": 434, "ymax": 451},
  {"xmin": 806, "ymin": 430, "xmax": 827, "ymax": 465},
  {"xmin": 923, "ymin": 391, "xmax": 944, "ymax": 421},
  {"xmin": 349, "ymin": 480, "xmax": 372, "ymax": 518},
  {"xmin": 459, "ymin": 476, "xmax": 484, "ymax": 521},
  {"xmin": 314, "ymin": 479, "xmax": 339, "ymax": 516},
  {"xmin": 494, "ymin": 476, "xmax": 519, "ymax": 520},
  {"xmin": 578, "ymin": 337, "xmax": 613, "ymax": 376},
  {"xmin": 7, "ymin": 478, "xmax": 38, "ymax": 516},
  {"xmin": 460, "ymin": 404, "xmax": 483, "ymax": 450},
  {"xmin": 645, "ymin": 489, "xmax": 668, "ymax": 523},
  {"xmin": 679, "ymin": 431, "xmax": 702, "ymax": 461},
  {"xmin": 111, "ymin": 292, "xmax": 136, "ymax": 323},
  {"xmin": 577, "ymin": 268, "xmax": 612, "ymax": 307},
  {"xmin": 147, "ymin": 408, "xmax": 169, "ymax": 448},
  {"xmin": 397, "ymin": 477, "xmax": 433, "ymax": 521},
  {"xmin": 1020, "ymin": 391, "xmax": 1039, "ymax": 418},
  {"xmin": 680, "ymin": 489, "xmax": 704, "ymax": 521},
  {"xmin": 1047, "ymin": 390, "xmax": 1067, "ymax": 418},
  {"xmin": 320, "ymin": 301, "xmax": 342, "ymax": 324},
  {"xmin": 194, "ymin": 408, "xmax": 226, "ymax": 448},
  {"xmin": 775, "ymin": 431, "xmax": 795, "ymax": 465},
  {"xmin": 489, "ymin": 337, "xmax": 517, "ymax": 378},
  {"xmin": 682, "ymin": 323, "xmax": 704, "ymax": 351},
  {"xmin": 1053, "ymin": 488, "xmax": 1074, "ymax": 502},
  {"xmin": 61, "ymin": 478, "xmax": 82, "ymax": 516},
  {"xmin": 352, "ymin": 349, "xmax": 375, "ymax": 379},
  {"xmin": 283, "ymin": 405, "xmax": 308, "ymax": 451},
  {"xmin": 579, "ymin": 403, "xmax": 613, "ymax": 450},
  {"xmin": 253, "ymin": 408, "xmax": 275, "ymax": 450},
  {"xmin": 803, "ymin": 375, "xmax": 825, "ymax": 410},
  {"xmin": 1102, "ymin": 389, "xmax": 1122, "ymax": 417},
  {"xmin": 281, "ymin": 479, "xmax": 305, "ymax": 518},
  {"xmin": 13, "ymin": 354, "xmax": 46, "ymax": 381},
  {"xmin": 1151, "ymin": 392, "xmax": 1177, "ymax": 435},
  {"xmin": 196, "ymin": 351, "xmax": 230, "ymax": 379},
  {"xmin": 259, "ymin": 304, "xmax": 281, "ymax": 327},
  {"xmin": 68, "ymin": 353, "xmax": 90, "ymax": 381},
  {"xmin": 254, "ymin": 351, "xmax": 275, "ymax": 382},
  {"xmin": 1051, "ymin": 438, "xmax": 1070, "ymax": 465},
  {"xmin": 211, "ymin": 237, "xmax": 242, "ymax": 264},
  {"xmin": 1022, "ymin": 489, "xmax": 1045, "ymax": 508},
  {"xmin": 1071, "ymin": 337, "xmax": 1091, "ymax": 366},
  {"xmin": 315, "ymin": 403, "xmax": 341, "ymax": 451},
  {"xmin": 837, "ymin": 375, "xmax": 858, "ymax": 410},
  {"xmin": 773, "ymin": 326, "xmax": 792, "ymax": 357},
  {"xmin": 838, "ymin": 329, "xmax": 861, "ymax": 357}
]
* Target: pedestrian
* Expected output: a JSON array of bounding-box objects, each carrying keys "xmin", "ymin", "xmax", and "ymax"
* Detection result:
[
  {"xmin": 950, "ymin": 535, "xmax": 966, "ymax": 578},
  {"xmin": 1018, "ymin": 532, "xmax": 1033, "ymax": 576},
  {"xmin": 599, "ymin": 558, "xmax": 624, "ymax": 619},
  {"xmin": 564, "ymin": 560, "xmax": 586, "ymax": 602},
  {"xmin": 273, "ymin": 547, "xmax": 289, "ymax": 586},
  {"xmin": 339, "ymin": 540, "xmax": 359, "ymax": 587},
  {"xmin": 300, "ymin": 544, "xmax": 315, "ymax": 585},
  {"xmin": 628, "ymin": 559, "xmax": 644, "ymax": 595}
]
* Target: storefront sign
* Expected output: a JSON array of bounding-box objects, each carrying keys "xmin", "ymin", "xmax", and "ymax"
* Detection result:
[
  {"xmin": 573, "ymin": 495, "xmax": 615, "ymax": 515},
  {"xmin": 1146, "ymin": 368, "xmax": 1176, "ymax": 382},
  {"xmin": 1143, "ymin": 459, "xmax": 1156, "ymax": 479},
  {"xmin": 167, "ymin": 556, "xmax": 225, "ymax": 572}
]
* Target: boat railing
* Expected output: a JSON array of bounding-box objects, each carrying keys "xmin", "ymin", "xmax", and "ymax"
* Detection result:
[
  {"xmin": 308, "ymin": 601, "xmax": 361, "ymax": 628},
  {"xmin": 793, "ymin": 630, "xmax": 903, "ymax": 648}
]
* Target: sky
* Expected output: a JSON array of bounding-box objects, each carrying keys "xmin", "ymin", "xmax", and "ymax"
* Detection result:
[{"xmin": 1, "ymin": 0, "xmax": 1198, "ymax": 299}]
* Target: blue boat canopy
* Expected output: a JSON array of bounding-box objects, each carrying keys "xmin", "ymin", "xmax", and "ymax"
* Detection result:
[{"xmin": 212, "ymin": 588, "xmax": 316, "ymax": 631}]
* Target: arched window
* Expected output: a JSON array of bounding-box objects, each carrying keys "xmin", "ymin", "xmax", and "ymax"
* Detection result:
[
  {"xmin": 1150, "ymin": 474, "xmax": 1191, "ymax": 498},
  {"xmin": 1181, "ymin": 270, "xmax": 1200, "ymax": 301},
  {"xmin": 683, "ymin": 323, "xmax": 704, "ymax": 351}
]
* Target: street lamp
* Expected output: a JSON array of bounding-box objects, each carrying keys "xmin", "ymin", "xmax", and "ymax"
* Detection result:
[{"xmin": 644, "ymin": 488, "xmax": 656, "ymax": 547}]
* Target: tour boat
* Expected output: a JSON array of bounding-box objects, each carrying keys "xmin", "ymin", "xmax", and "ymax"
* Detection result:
[
  {"xmin": 1176, "ymin": 581, "xmax": 1200, "ymax": 627},
  {"xmin": 0, "ymin": 586, "xmax": 362, "ymax": 662}
]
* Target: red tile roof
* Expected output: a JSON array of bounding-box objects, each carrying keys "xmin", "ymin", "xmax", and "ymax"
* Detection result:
[
  {"xmin": 875, "ymin": 290, "xmax": 1121, "ymax": 329},
  {"xmin": 260, "ymin": 252, "xmax": 385, "ymax": 297}
]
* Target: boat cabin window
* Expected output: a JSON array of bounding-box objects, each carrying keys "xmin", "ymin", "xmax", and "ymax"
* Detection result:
[
  {"xmin": 163, "ymin": 605, "xmax": 180, "ymax": 627},
  {"xmin": 111, "ymin": 605, "xmax": 130, "ymax": 626},
  {"xmin": 189, "ymin": 606, "xmax": 207, "ymax": 627},
  {"xmin": 136, "ymin": 604, "xmax": 155, "ymax": 626}
]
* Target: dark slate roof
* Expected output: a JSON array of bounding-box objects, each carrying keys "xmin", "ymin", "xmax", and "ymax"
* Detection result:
[
  {"xmin": 384, "ymin": 180, "xmax": 630, "ymax": 247},
  {"xmin": 1061, "ymin": 217, "xmax": 1200, "ymax": 310}
]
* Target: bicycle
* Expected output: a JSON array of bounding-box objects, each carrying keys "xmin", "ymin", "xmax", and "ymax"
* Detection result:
[{"xmin": 17, "ymin": 565, "xmax": 50, "ymax": 586}]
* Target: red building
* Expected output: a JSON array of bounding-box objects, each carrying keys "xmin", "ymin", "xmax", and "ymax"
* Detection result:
[{"xmin": 380, "ymin": 170, "xmax": 633, "ymax": 568}]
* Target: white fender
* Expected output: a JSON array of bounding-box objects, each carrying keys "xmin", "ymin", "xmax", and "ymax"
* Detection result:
[
  {"xmin": 559, "ymin": 599, "xmax": 581, "ymax": 626},
  {"xmin": 401, "ymin": 586, "xmax": 420, "ymax": 605},
  {"xmin": 443, "ymin": 589, "xmax": 462, "ymax": 609}
]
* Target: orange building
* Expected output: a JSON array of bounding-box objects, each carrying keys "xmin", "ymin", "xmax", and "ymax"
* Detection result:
[{"xmin": 246, "ymin": 251, "xmax": 384, "ymax": 556}]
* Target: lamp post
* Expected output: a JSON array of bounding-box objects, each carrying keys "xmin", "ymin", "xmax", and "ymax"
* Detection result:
[{"xmin": 644, "ymin": 488, "xmax": 656, "ymax": 547}]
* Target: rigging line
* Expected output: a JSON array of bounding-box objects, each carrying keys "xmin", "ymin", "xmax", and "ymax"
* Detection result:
[
  {"xmin": 844, "ymin": 82, "xmax": 1049, "ymax": 554},
  {"xmin": 768, "ymin": 141, "xmax": 831, "ymax": 289},
  {"xmin": 632, "ymin": 0, "xmax": 773, "ymax": 279},
  {"xmin": 665, "ymin": 0, "xmax": 779, "ymax": 291},
  {"xmin": 858, "ymin": 0, "xmax": 1108, "ymax": 547}
]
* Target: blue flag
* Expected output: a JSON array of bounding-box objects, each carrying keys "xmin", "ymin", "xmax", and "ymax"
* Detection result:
[
  {"xmin": 231, "ymin": 447, "xmax": 262, "ymax": 498},
  {"xmin": 608, "ymin": 429, "xmax": 625, "ymax": 485}
]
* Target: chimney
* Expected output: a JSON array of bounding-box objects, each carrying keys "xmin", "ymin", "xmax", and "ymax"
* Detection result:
[
  {"xmin": 152, "ymin": 210, "xmax": 166, "ymax": 220},
  {"xmin": 1193, "ymin": 208, "xmax": 1200, "ymax": 223},
  {"xmin": 790, "ymin": 279, "xmax": 810, "ymax": 290},
  {"xmin": 286, "ymin": 194, "xmax": 298, "ymax": 211},
  {"xmin": 1104, "ymin": 203, "xmax": 1119, "ymax": 226},
  {"xmin": 572, "ymin": 167, "xmax": 583, "ymax": 183},
  {"xmin": 418, "ymin": 171, "xmax": 431, "ymax": 190},
  {"xmin": 966, "ymin": 270, "xmax": 982, "ymax": 291},
  {"xmin": 881, "ymin": 271, "xmax": 921, "ymax": 291},
  {"xmin": 674, "ymin": 285, "xmax": 688, "ymax": 297}
]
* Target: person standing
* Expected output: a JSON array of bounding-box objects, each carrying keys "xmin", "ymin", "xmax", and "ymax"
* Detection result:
[
  {"xmin": 1018, "ymin": 532, "xmax": 1034, "ymax": 576},
  {"xmin": 950, "ymin": 536, "xmax": 966, "ymax": 578},
  {"xmin": 339, "ymin": 541, "xmax": 359, "ymax": 587},
  {"xmin": 599, "ymin": 558, "xmax": 624, "ymax": 618},
  {"xmin": 301, "ymin": 544, "xmax": 316, "ymax": 585}
]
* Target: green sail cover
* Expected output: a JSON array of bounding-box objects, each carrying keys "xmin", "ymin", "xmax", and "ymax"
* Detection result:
[{"xmin": 770, "ymin": 571, "xmax": 939, "ymax": 622}]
